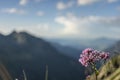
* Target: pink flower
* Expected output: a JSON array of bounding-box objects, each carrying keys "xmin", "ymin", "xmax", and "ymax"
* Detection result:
[
  {"xmin": 82, "ymin": 48, "xmax": 94, "ymax": 54},
  {"xmin": 79, "ymin": 58, "xmax": 88, "ymax": 67},
  {"xmin": 79, "ymin": 48, "xmax": 109, "ymax": 67},
  {"xmin": 100, "ymin": 52, "xmax": 109, "ymax": 60}
]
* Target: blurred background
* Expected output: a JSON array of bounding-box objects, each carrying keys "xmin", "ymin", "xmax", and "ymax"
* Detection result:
[{"xmin": 0, "ymin": 0, "xmax": 120, "ymax": 80}]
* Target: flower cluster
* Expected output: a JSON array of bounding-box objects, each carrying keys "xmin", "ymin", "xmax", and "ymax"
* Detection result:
[{"xmin": 79, "ymin": 48, "xmax": 109, "ymax": 67}]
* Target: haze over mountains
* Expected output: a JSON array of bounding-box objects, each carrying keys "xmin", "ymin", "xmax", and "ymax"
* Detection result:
[
  {"xmin": 46, "ymin": 37, "xmax": 117, "ymax": 64},
  {"xmin": 50, "ymin": 42, "xmax": 81, "ymax": 59},
  {"xmin": 48, "ymin": 37, "xmax": 118, "ymax": 51},
  {"xmin": 0, "ymin": 31, "xmax": 85, "ymax": 80},
  {"xmin": 105, "ymin": 40, "xmax": 120, "ymax": 56}
]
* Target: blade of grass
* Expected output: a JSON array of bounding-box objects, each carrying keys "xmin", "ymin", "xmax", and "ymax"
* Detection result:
[
  {"xmin": 23, "ymin": 70, "xmax": 27, "ymax": 80},
  {"xmin": 45, "ymin": 65, "xmax": 48, "ymax": 80}
]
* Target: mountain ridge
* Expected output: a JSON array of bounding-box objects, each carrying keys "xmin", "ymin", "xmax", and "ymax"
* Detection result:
[{"xmin": 0, "ymin": 31, "xmax": 85, "ymax": 80}]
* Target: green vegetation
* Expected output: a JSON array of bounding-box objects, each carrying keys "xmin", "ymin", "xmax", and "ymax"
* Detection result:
[{"xmin": 88, "ymin": 55, "xmax": 120, "ymax": 80}]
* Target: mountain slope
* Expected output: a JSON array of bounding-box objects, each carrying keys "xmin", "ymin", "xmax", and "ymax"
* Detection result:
[
  {"xmin": 0, "ymin": 31, "xmax": 85, "ymax": 80},
  {"xmin": 50, "ymin": 42, "xmax": 81, "ymax": 59},
  {"xmin": 105, "ymin": 40, "xmax": 120, "ymax": 55}
]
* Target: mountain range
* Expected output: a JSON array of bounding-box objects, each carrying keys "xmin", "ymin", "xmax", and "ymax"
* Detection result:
[
  {"xmin": 0, "ymin": 31, "xmax": 85, "ymax": 80},
  {"xmin": 48, "ymin": 37, "xmax": 118, "ymax": 50}
]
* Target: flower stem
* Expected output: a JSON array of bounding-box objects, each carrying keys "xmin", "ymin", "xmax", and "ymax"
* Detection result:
[{"xmin": 91, "ymin": 63, "xmax": 98, "ymax": 80}]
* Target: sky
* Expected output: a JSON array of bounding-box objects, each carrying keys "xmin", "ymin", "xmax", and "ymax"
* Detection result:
[{"xmin": 0, "ymin": 0, "xmax": 120, "ymax": 39}]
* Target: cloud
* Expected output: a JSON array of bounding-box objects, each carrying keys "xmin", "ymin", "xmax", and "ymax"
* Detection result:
[
  {"xmin": 77, "ymin": 0, "xmax": 118, "ymax": 6},
  {"xmin": 16, "ymin": 24, "xmax": 51, "ymax": 37},
  {"xmin": 0, "ymin": 14, "xmax": 120, "ymax": 39},
  {"xmin": 55, "ymin": 14, "xmax": 120, "ymax": 39},
  {"xmin": 19, "ymin": 0, "xmax": 45, "ymax": 5},
  {"xmin": 19, "ymin": 0, "xmax": 28, "ymax": 6},
  {"xmin": 55, "ymin": 15, "xmax": 79, "ymax": 35},
  {"xmin": 1, "ymin": 8, "xmax": 26, "ymax": 15},
  {"xmin": 18, "ymin": 24, "xmax": 62, "ymax": 38},
  {"xmin": 107, "ymin": 0, "xmax": 118, "ymax": 3},
  {"xmin": 0, "ymin": 26, "xmax": 13, "ymax": 35},
  {"xmin": 77, "ymin": 0, "xmax": 100, "ymax": 6},
  {"xmin": 36, "ymin": 11, "xmax": 45, "ymax": 16},
  {"xmin": 56, "ymin": 1, "xmax": 74, "ymax": 10},
  {"xmin": 0, "ymin": 23, "xmax": 61, "ymax": 38}
]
